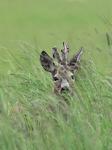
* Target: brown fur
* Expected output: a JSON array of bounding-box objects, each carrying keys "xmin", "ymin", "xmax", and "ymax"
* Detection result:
[{"xmin": 40, "ymin": 42, "xmax": 83, "ymax": 94}]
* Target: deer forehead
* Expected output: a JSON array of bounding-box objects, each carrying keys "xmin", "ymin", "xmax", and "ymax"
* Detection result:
[{"xmin": 54, "ymin": 66, "xmax": 73, "ymax": 78}]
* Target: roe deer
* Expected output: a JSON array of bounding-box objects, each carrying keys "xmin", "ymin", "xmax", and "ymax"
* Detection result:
[{"xmin": 40, "ymin": 42, "xmax": 83, "ymax": 95}]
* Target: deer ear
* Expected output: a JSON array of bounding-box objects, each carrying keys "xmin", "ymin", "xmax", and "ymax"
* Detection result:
[
  {"xmin": 40, "ymin": 51, "xmax": 56, "ymax": 73},
  {"xmin": 69, "ymin": 47, "xmax": 83, "ymax": 70},
  {"xmin": 69, "ymin": 47, "xmax": 83, "ymax": 65}
]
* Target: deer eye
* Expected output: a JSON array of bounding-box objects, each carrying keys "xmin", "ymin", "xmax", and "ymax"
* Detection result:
[
  {"xmin": 53, "ymin": 76, "xmax": 59, "ymax": 81},
  {"xmin": 71, "ymin": 75, "xmax": 74, "ymax": 80}
]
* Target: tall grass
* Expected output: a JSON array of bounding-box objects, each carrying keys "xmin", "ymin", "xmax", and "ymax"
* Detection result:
[{"xmin": 0, "ymin": 42, "xmax": 112, "ymax": 150}]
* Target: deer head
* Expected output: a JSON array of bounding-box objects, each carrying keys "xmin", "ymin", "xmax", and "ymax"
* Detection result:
[{"xmin": 40, "ymin": 42, "xmax": 83, "ymax": 94}]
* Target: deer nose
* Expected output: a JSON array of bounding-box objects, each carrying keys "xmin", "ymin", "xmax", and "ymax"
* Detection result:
[
  {"xmin": 61, "ymin": 86, "xmax": 69, "ymax": 92},
  {"xmin": 61, "ymin": 79, "xmax": 70, "ymax": 92}
]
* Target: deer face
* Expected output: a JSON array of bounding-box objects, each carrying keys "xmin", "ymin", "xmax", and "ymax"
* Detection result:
[{"xmin": 40, "ymin": 42, "xmax": 83, "ymax": 94}]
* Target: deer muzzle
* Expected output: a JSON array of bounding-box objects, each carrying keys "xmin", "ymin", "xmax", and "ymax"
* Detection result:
[{"xmin": 60, "ymin": 79, "xmax": 70, "ymax": 93}]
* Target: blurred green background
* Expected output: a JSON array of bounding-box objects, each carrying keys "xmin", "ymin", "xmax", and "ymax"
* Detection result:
[
  {"xmin": 0, "ymin": 0, "xmax": 112, "ymax": 74},
  {"xmin": 0, "ymin": 1, "xmax": 112, "ymax": 149}
]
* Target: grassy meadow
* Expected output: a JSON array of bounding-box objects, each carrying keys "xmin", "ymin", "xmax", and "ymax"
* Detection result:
[{"xmin": 0, "ymin": 0, "xmax": 112, "ymax": 149}]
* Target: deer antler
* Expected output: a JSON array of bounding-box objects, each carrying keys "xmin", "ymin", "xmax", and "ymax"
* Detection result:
[
  {"xmin": 52, "ymin": 47, "xmax": 61, "ymax": 64},
  {"xmin": 61, "ymin": 42, "xmax": 69, "ymax": 65}
]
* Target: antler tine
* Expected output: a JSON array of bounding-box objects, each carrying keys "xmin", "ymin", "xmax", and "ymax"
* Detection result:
[
  {"xmin": 61, "ymin": 42, "xmax": 69, "ymax": 65},
  {"xmin": 52, "ymin": 47, "xmax": 61, "ymax": 64},
  {"xmin": 63, "ymin": 42, "xmax": 69, "ymax": 53}
]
